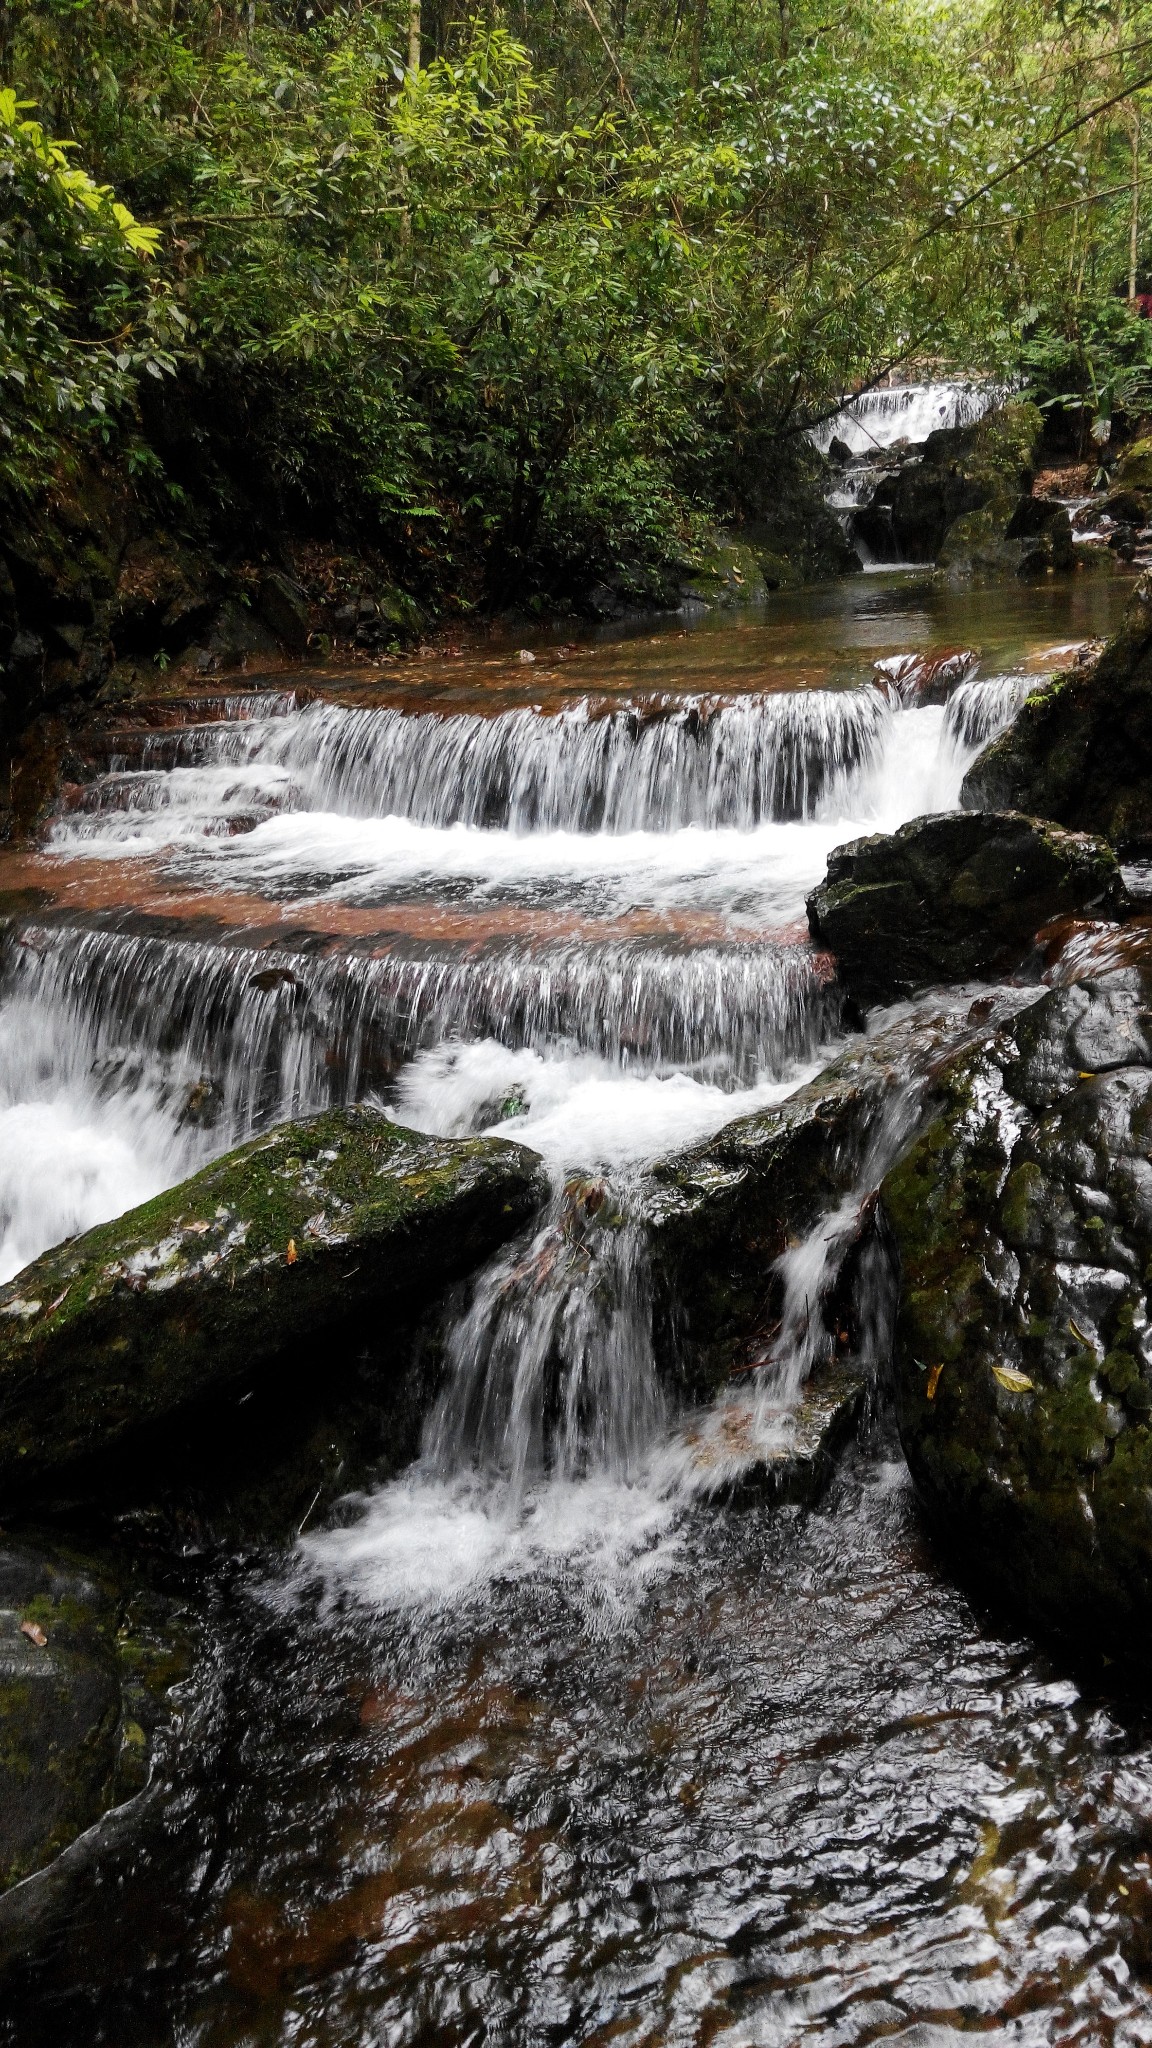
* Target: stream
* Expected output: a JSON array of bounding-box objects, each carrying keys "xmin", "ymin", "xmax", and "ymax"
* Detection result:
[{"xmin": 4, "ymin": 567, "xmax": 1152, "ymax": 2045}]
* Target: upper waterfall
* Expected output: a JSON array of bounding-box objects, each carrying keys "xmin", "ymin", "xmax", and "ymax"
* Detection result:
[{"xmin": 809, "ymin": 379, "xmax": 1006, "ymax": 457}]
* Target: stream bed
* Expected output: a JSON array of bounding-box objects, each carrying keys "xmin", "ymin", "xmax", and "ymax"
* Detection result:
[{"xmin": 3, "ymin": 567, "xmax": 1152, "ymax": 2046}]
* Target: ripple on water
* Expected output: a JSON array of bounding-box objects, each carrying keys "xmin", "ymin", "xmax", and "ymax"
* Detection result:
[{"xmin": 6, "ymin": 1446, "xmax": 1152, "ymax": 2045}]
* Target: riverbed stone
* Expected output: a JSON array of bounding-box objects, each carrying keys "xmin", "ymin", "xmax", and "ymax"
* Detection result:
[
  {"xmin": 0, "ymin": 1107, "xmax": 546, "ymax": 1494},
  {"xmin": 884, "ymin": 964, "xmax": 1152, "ymax": 1657},
  {"xmin": 962, "ymin": 573, "xmax": 1152, "ymax": 854},
  {"xmin": 806, "ymin": 809, "xmax": 1127, "ymax": 1009},
  {"xmin": 0, "ymin": 1536, "xmax": 185, "ymax": 1893}
]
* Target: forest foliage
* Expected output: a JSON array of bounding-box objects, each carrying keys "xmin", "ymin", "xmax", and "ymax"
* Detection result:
[{"xmin": 4, "ymin": 0, "xmax": 1152, "ymax": 606}]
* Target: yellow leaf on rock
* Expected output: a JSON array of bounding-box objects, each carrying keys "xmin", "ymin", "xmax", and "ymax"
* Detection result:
[
  {"xmin": 286, "ymin": 1239, "xmax": 298, "ymax": 1265},
  {"xmin": 926, "ymin": 1364, "xmax": 944, "ymax": 1399},
  {"xmin": 993, "ymin": 1365, "xmax": 1034, "ymax": 1393}
]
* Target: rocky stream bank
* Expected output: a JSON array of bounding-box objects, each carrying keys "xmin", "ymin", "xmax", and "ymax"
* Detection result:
[{"xmin": 2, "ymin": 528, "xmax": 1152, "ymax": 1944}]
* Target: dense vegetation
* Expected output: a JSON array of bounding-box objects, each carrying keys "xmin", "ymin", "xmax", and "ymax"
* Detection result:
[{"xmin": 4, "ymin": 0, "xmax": 1152, "ymax": 616}]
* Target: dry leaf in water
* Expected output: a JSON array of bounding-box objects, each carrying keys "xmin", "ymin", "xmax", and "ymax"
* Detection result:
[{"xmin": 926, "ymin": 1364, "xmax": 944, "ymax": 1400}]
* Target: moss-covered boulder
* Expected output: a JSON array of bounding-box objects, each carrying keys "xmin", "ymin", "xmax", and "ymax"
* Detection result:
[
  {"xmin": 854, "ymin": 400, "xmax": 1041, "ymax": 566},
  {"xmin": 1114, "ymin": 437, "xmax": 1152, "ymax": 493},
  {"xmin": 885, "ymin": 968, "xmax": 1152, "ymax": 1657},
  {"xmin": 645, "ymin": 992, "xmax": 1029, "ymax": 1394},
  {"xmin": 961, "ymin": 574, "xmax": 1152, "ymax": 854},
  {"xmin": 0, "ymin": 1107, "xmax": 545, "ymax": 1494},
  {"xmin": 807, "ymin": 810, "xmax": 1127, "ymax": 1009},
  {"xmin": 0, "ymin": 1537, "xmax": 185, "ymax": 1893}
]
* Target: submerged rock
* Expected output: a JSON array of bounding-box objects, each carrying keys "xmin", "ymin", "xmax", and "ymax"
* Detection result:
[
  {"xmin": 0, "ymin": 1107, "xmax": 545, "ymax": 1494},
  {"xmin": 884, "ymin": 965, "xmax": 1152, "ymax": 1657},
  {"xmin": 962, "ymin": 575, "xmax": 1152, "ymax": 854},
  {"xmin": 807, "ymin": 810, "xmax": 1127, "ymax": 1009},
  {"xmin": 0, "ymin": 1536, "xmax": 185, "ymax": 1894}
]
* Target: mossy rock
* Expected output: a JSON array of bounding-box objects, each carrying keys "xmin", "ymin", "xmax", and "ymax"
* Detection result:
[
  {"xmin": 962, "ymin": 572, "xmax": 1152, "ymax": 854},
  {"xmin": 0, "ymin": 1536, "xmax": 187, "ymax": 1893},
  {"xmin": 857, "ymin": 401, "xmax": 1042, "ymax": 566},
  {"xmin": 644, "ymin": 994, "xmax": 1022, "ymax": 1393},
  {"xmin": 884, "ymin": 966, "xmax": 1152, "ymax": 1659},
  {"xmin": 806, "ymin": 809, "xmax": 1127, "ymax": 1009},
  {"xmin": 1115, "ymin": 437, "xmax": 1152, "ymax": 492},
  {"xmin": 0, "ymin": 1106, "xmax": 545, "ymax": 1495},
  {"xmin": 936, "ymin": 506, "xmax": 1028, "ymax": 578},
  {"xmin": 679, "ymin": 537, "xmax": 768, "ymax": 607}
]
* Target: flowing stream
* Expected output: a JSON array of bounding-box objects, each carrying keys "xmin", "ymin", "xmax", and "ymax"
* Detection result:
[{"xmin": 4, "ymin": 567, "xmax": 1152, "ymax": 2045}]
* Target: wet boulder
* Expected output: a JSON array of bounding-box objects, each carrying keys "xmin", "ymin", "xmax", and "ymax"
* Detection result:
[
  {"xmin": 0, "ymin": 1107, "xmax": 546, "ymax": 1494},
  {"xmin": 884, "ymin": 967, "xmax": 1152, "ymax": 1658},
  {"xmin": 0, "ymin": 1537, "xmax": 185, "ymax": 1894},
  {"xmin": 807, "ymin": 810, "xmax": 1127, "ymax": 1009},
  {"xmin": 645, "ymin": 992, "xmax": 1031, "ymax": 1395},
  {"xmin": 855, "ymin": 400, "xmax": 1040, "ymax": 565},
  {"xmin": 962, "ymin": 573, "xmax": 1152, "ymax": 854}
]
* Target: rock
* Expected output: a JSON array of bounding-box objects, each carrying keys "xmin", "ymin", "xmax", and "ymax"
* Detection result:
[
  {"xmin": 884, "ymin": 963, "xmax": 1152, "ymax": 1658},
  {"xmin": 855, "ymin": 401, "xmax": 1041, "ymax": 566},
  {"xmin": 0, "ymin": 1535, "xmax": 186, "ymax": 1892},
  {"xmin": 0, "ymin": 1107, "xmax": 546, "ymax": 1495},
  {"xmin": 257, "ymin": 569, "xmax": 311, "ymax": 654},
  {"xmin": 1114, "ymin": 436, "xmax": 1152, "ymax": 492},
  {"xmin": 807, "ymin": 810, "xmax": 1128, "ymax": 1009},
  {"xmin": 737, "ymin": 439, "xmax": 862, "ymax": 584},
  {"xmin": 1103, "ymin": 487, "xmax": 1150, "ymax": 527},
  {"xmin": 645, "ymin": 991, "xmax": 1033, "ymax": 1395},
  {"xmin": 679, "ymin": 537, "xmax": 769, "ymax": 608},
  {"xmin": 674, "ymin": 1359, "xmax": 871, "ymax": 1508},
  {"xmin": 962, "ymin": 573, "xmax": 1152, "ymax": 854}
]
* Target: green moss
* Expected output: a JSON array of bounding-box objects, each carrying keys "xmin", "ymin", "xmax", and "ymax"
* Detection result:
[{"xmin": 0, "ymin": 1106, "xmax": 544, "ymax": 1491}]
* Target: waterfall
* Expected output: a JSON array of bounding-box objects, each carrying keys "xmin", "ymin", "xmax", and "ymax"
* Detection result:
[
  {"xmin": 424, "ymin": 1184, "xmax": 665, "ymax": 1500},
  {"xmin": 943, "ymin": 674, "xmax": 1035, "ymax": 750},
  {"xmin": 61, "ymin": 690, "xmax": 893, "ymax": 837},
  {"xmin": 0, "ymin": 921, "xmax": 836, "ymax": 1280},
  {"xmin": 810, "ymin": 380, "xmax": 1006, "ymax": 457}
]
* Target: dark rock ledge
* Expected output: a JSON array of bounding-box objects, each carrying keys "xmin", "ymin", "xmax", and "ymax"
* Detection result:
[
  {"xmin": 807, "ymin": 809, "xmax": 1128, "ymax": 1012},
  {"xmin": 884, "ymin": 961, "xmax": 1152, "ymax": 1658}
]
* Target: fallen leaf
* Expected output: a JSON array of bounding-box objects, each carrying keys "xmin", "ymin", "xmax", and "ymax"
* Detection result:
[
  {"xmin": 927, "ymin": 1364, "xmax": 944, "ymax": 1400},
  {"xmin": 286, "ymin": 1238, "xmax": 298, "ymax": 1265},
  {"xmin": 1079, "ymin": 1071, "xmax": 1096, "ymax": 1080},
  {"xmin": 993, "ymin": 1365, "xmax": 1034, "ymax": 1393},
  {"xmin": 19, "ymin": 1620, "xmax": 46, "ymax": 1647},
  {"xmin": 1068, "ymin": 1317, "xmax": 1093, "ymax": 1348}
]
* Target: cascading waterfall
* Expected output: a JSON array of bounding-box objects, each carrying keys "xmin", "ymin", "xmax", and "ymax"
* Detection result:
[
  {"xmin": 0, "ymin": 920, "xmax": 836, "ymax": 1281},
  {"xmin": 809, "ymin": 379, "xmax": 1006, "ymax": 457},
  {"xmin": 424, "ymin": 1185, "xmax": 665, "ymax": 1501},
  {"xmin": 943, "ymin": 673, "xmax": 1036, "ymax": 749},
  {"xmin": 61, "ymin": 689, "xmax": 893, "ymax": 837}
]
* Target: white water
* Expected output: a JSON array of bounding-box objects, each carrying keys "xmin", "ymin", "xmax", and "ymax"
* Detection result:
[
  {"xmin": 809, "ymin": 379, "xmax": 1006, "ymax": 457},
  {"xmin": 1, "ymin": 646, "xmax": 1037, "ymax": 1604}
]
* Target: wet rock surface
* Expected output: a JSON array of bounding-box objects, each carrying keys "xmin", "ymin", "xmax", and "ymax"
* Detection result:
[
  {"xmin": 0, "ymin": 1107, "xmax": 546, "ymax": 1495},
  {"xmin": 962, "ymin": 574, "xmax": 1152, "ymax": 853},
  {"xmin": 646, "ymin": 991, "xmax": 1033, "ymax": 1395},
  {"xmin": 807, "ymin": 809, "xmax": 1126, "ymax": 1009},
  {"xmin": 884, "ymin": 962, "xmax": 1152, "ymax": 1656},
  {"xmin": 852, "ymin": 400, "xmax": 1040, "ymax": 567},
  {"xmin": 0, "ymin": 1536, "xmax": 185, "ymax": 1895}
]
